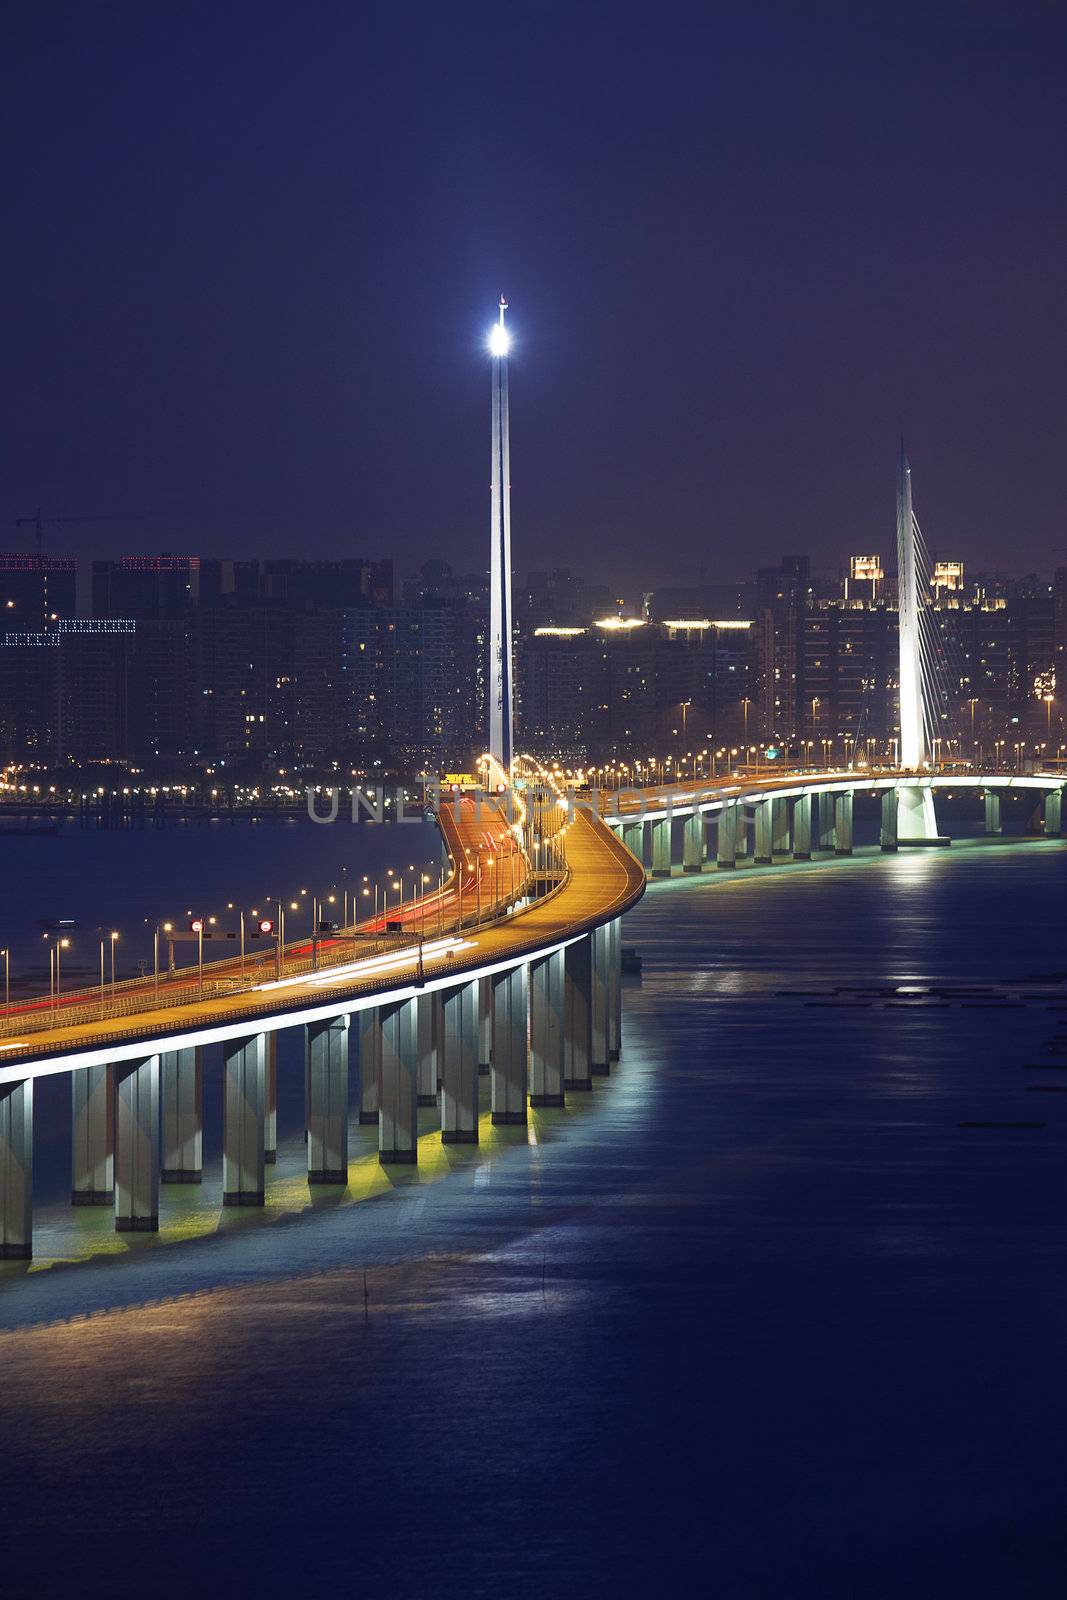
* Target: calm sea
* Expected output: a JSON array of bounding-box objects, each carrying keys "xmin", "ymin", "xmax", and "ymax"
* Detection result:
[{"xmin": 2, "ymin": 827, "xmax": 1066, "ymax": 1598}]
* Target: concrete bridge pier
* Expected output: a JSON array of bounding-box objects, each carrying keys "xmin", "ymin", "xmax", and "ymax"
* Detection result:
[
  {"xmin": 682, "ymin": 812, "xmax": 704, "ymax": 873},
  {"xmin": 161, "ymin": 1047, "xmax": 202, "ymax": 1184},
  {"xmin": 114, "ymin": 1055, "xmax": 160, "ymax": 1233},
  {"xmin": 817, "ymin": 792, "xmax": 836, "ymax": 853},
  {"xmin": 736, "ymin": 805, "xmax": 749, "ymax": 858},
  {"xmin": 772, "ymin": 797, "xmax": 791, "ymax": 856},
  {"xmin": 834, "ymin": 791, "xmax": 854, "ymax": 856},
  {"xmin": 379, "ymin": 999, "xmax": 419, "ymax": 1163},
  {"xmin": 0, "ymin": 1079, "xmax": 32, "ymax": 1259},
  {"xmin": 72, "ymin": 1063, "xmax": 114, "ymax": 1204},
  {"xmin": 1045, "ymin": 788, "xmax": 1063, "ymax": 837},
  {"xmin": 716, "ymin": 802, "xmax": 738, "ymax": 868},
  {"xmin": 793, "ymin": 793, "xmax": 812, "ymax": 860},
  {"xmin": 984, "ymin": 790, "xmax": 1002, "ymax": 835},
  {"xmin": 529, "ymin": 947, "xmax": 565, "ymax": 1107},
  {"xmin": 491, "ymin": 964, "xmax": 528, "ymax": 1125},
  {"xmin": 880, "ymin": 789, "xmax": 898, "ymax": 852},
  {"xmin": 441, "ymin": 979, "xmax": 479, "ymax": 1142},
  {"xmin": 590, "ymin": 923, "xmax": 611, "ymax": 1075},
  {"xmin": 754, "ymin": 798, "xmax": 773, "ymax": 865},
  {"xmin": 622, "ymin": 819, "xmax": 644, "ymax": 866},
  {"xmin": 222, "ymin": 1034, "xmax": 266, "ymax": 1205},
  {"xmin": 416, "ymin": 991, "xmax": 440, "ymax": 1106},
  {"xmin": 651, "ymin": 816, "xmax": 672, "ymax": 878},
  {"xmin": 306, "ymin": 1016, "xmax": 349, "ymax": 1184},
  {"xmin": 564, "ymin": 937, "xmax": 594, "ymax": 1091},
  {"xmin": 478, "ymin": 975, "xmax": 492, "ymax": 1075},
  {"xmin": 357, "ymin": 1007, "xmax": 380, "ymax": 1124},
  {"xmin": 607, "ymin": 917, "xmax": 622, "ymax": 1061},
  {"xmin": 265, "ymin": 1034, "xmax": 277, "ymax": 1164}
]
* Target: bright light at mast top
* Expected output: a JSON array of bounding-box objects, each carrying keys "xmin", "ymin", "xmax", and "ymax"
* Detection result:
[{"xmin": 488, "ymin": 294, "xmax": 510, "ymax": 357}]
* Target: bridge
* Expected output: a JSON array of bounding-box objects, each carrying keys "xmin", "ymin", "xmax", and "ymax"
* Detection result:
[
  {"xmin": 596, "ymin": 768, "xmax": 1067, "ymax": 874},
  {"xmin": 2, "ymin": 341, "xmax": 1063, "ymax": 1265},
  {"xmin": 0, "ymin": 772, "xmax": 645, "ymax": 1258}
]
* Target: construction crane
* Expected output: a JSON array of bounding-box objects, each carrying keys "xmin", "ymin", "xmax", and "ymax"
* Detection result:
[{"xmin": 13, "ymin": 509, "xmax": 145, "ymax": 557}]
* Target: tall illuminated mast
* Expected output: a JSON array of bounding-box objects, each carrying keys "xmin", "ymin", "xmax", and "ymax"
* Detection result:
[{"xmin": 488, "ymin": 295, "xmax": 514, "ymax": 772}]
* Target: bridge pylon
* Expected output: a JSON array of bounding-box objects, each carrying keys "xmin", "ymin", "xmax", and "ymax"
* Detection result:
[{"xmin": 896, "ymin": 445, "xmax": 947, "ymax": 845}]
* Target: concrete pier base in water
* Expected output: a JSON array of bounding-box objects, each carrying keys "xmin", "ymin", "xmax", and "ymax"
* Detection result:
[
  {"xmin": 71, "ymin": 1062, "xmax": 114, "ymax": 1204},
  {"xmin": 115, "ymin": 1056, "xmax": 160, "ymax": 1233},
  {"xmin": 682, "ymin": 812, "xmax": 703, "ymax": 873},
  {"xmin": 357, "ymin": 1007, "xmax": 380, "ymax": 1124},
  {"xmin": 530, "ymin": 947, "xmax": 565, "ymax": 1107},
  {"xmin": 0, "ymin": 1079, "xmax": 33, "ymax": 1259},
  {"xmin": 564, "ymin": 936, "xmax": 593, "ymax": 1091},
  {"xmin": 222, "ymin": 1034, "xmax": 266, "ymax": 1205},
  {"xmin": 416, "ymin": 991, "xmax": 440, "ymax": 1106},
  {"xmin": 716, "ymin": 802, "xmax": 738, "ymax": 868},
  {"xmin": 161, "ymin": 1047, "xmax": 202, "ymax": 1183},
  {"xmin": 306, "ymin": 1017, "xmax": 349, "ymax": 1184},
  {"xmin": 651, "ymin": 815, "xmax": 672, "ymax": 878},
  {"xmin": 379, "ymin": 998, "xmax": 419, "ymax": 1163},
  {"xmin": 754, "ymin": 798, "xmax": 772, "ymax": 865},
  {"xmin": 834, "ymin": 791, "xmax": 854, "ymax": 856},
  {"xmin": 441, "ymin": 979, "xmax": 479, "ymax": 1143},
  {"xmin": 793, "ymin": 792, "xmax": 812, "ymax": 860},
  {"xmin": 491, "ymin": 964, "xmax": 528, "ymax": 1125}
]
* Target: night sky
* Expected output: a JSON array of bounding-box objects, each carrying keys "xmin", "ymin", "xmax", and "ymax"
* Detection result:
[{"xmin": 3, "ymin": 1, "xmax": 1065, "ymax": 592}]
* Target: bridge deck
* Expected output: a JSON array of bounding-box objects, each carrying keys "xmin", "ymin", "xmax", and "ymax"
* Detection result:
[{"xmin": 0, "ymin": 809, "xmax": 645, "ymax": 1080}]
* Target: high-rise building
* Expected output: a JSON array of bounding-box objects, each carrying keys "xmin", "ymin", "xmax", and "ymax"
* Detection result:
[{"xmin": 0, "ymin": 552, "xmax": 77, "ymax": 629}]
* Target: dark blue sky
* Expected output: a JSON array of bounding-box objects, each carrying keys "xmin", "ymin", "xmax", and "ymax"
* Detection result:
[{"xmin": 3, "ymin": 1, "xmax": 1064, "ymax": 590}]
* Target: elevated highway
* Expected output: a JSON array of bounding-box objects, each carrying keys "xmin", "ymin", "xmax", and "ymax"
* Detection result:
[
  {"xmin": 0, "ymin": 789, "xmax": 644, "ymax": 1257},
  {"xmin": 3, "ymin": 760, "xmax": 1062, "ymax": 1261}
]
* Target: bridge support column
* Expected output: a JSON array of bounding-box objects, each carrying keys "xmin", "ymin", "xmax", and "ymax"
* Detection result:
[
  {"xmin": 793, "ymin": 793, "xmax": 812, "ymax": 860},
  {"xmin": 735, "ymin": 804, "xmax": 749, "ymax": 858},
  {"xmin": 897, "ymin": 784, "xmax": 946, "ymax": 845},
  {"xmin": 772, "ymin": 797, "xmax": 791, "ymax": 856},
  {"xmin": 265, "ymin": 1033, "xmax": 277, "ymax": 1164},
  {"xmin": 416, "ymin": 992, "xmax": 440, "ymax": 1106},
  {"xmin": 984, "ymin": 790, "xmax": 1002, "ymax": 836},
  {"xmin": 818, "ymin": 792, "xmax": 836, "ymax": 853},
  {"xmin": 441, "ymin": 979, "xmax": 479, "ymax": 1143},
  {"xmin": 834, "ymin": 791, "xmax": 854, "ymax": 856},
  {"xmin": 379, "ymin": 999, "xmax": 419, "ymax": 1163},
  {"xmin": 72, "ymin": 1063, "xmax": 114, "ymax": 1204},
  {"xmin": 880, "ymin": 789, "xmax": 898, "ymax": 852},
  {"xmin": 1045, "ymin": 788, "xmax": 1063, "ymax": 837},
  {"xmin": 651, "ymin": 816, "xmax": 672, "ymax": 878},
  {"xmin": 754, "ymin": 798, "xmax": 772, "ymax": 865},
  {"xmin": 223, "ymin": 1034, "xmax": 266, "ymax": 1205},
  {"xmin": 622, "ymin": 820, "xmax": 644, "ymax": 866},
  {"xmin": 0, "ymin": 1079, "xmax": 32, "ymax": 1260},
  {"xmin": 161, "ymin": 1047, "xmax": 202, "ymax": 1184},
  {"xmin": 564, "ymin": 936, "xmax": 593, "ymax": 1091},
  {"xmin": 530, "ymin": 947, "xmax": 565, "ymax": 1107},
  {"xmin": 590, "ymin": 924, "xmax": 611, "ymax": 1074},
  {"xmin": 491, "ymin": 964, "xmax": 528, "ymax": 1125},
  {"xmin": 478, "ymin": 975, "xmax": 492, "ymax": 1074},
  {"xmin": 306, "ymin": 1016, "xmax": 349, "ymax": 1184},
  {"xmin": 607, "ymin": 917, "xmax": 622, "ymax": 1061},
  {"xmin": 716, "ymin": 802, "xmax": 738, "ymax": 868},
  {"xmin": 114, "ymin": 1056, "xmax": 160, "ymax": 1233},
  {"xmin": 682, "ymin": 812, "xmax": 703, "ymax": 873},
  {"xmin": 357, "ymin": 1007, "xmax": 380, "ymax": 1124}
]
